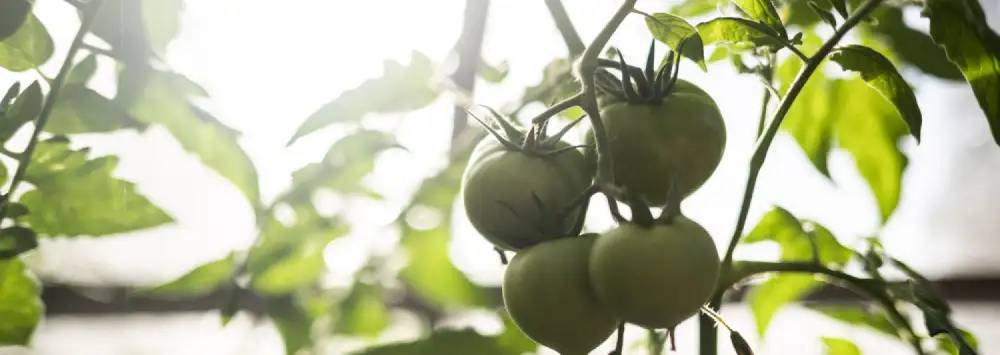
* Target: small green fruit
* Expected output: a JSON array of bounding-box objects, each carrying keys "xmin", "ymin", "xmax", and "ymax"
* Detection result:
[
  {"xmin": 589, "ymin": 216, "xmax": 720, "ymax": 329},
  {"xmin": 504, "ymin": 234, "xmax": 618, "ymax": 354}
]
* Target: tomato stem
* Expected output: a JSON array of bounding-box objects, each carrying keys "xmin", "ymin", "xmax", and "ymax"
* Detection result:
[{"xmin": 544, "ymin": 0, "xmax": 586, "ymax": 57}]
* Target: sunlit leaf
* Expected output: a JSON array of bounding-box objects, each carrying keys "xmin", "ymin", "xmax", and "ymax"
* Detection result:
[
  {"xmin": 936, "ymin": 330, "xmax": 979, "ymax": 355},
  {"xmin": 288, "ymin": 52, "xmax": 438, "ymax": 144},
  {"xmin": 19, "ymin": 139, "xmax": 173, "ymax": 236},
  {"xmin": 282, "ymin": 130, "xmax": 397, "ymax": 204},
  {"xmin": 866, "ymin": 7, "xmax": 962, "ymax": 81},
  {"xmin": 821, "ymin": 337, "xmax": 861, "ymax": 355},
  {"xmin": 0, "ymin": 15, "xmax": 52, "ymax": 72},
  {"xmin": 141, "ymin": 0, "xmax": 183, "ymax": 58},
  {"xmin": 670, "ymin": 0, "xmax": 725, "ymax": 17},
  {"xmin": 0, "ymin": 259, "xmax": 42, "ymax": 346},
  {"xmin": 269, "ymin": 297, "xmax": 315, "ymax": 355},
  {"xmin": 67, "ymin": 55, "xmax": 98, "ymax": 85},
  {"xmin": 143, "ymin": 254, "xmax": 236, "ymax": 298},
  {"xmin": 127, "ymin": 71, "xmax": 260, "ymax": 204},
  {"xmin": 780, "ymin": 59, "xmax": 834, "ymax": 175},
  {"xmin": 91, "ymin": 0, "xmax": 184, "ymax": 61},
  {"xmin": 748, "ymin": 274, "xmax": 818, "ymax": 335},
  {"xmin": 0, "ymin": 0, "xmax": 31, "ymax": 40},
  {"xmin": 0, "ymin": 227, "xmax": 36, "ymax": 258},
  {"xmin": 521, "ymin": 58, "xmax": 583, "ymax": 118},
  {"xmin": 350, "ymin": 329, "xmax": 507, "ymax": 355},
  {"xmin": 732, "ymin": 0, "xmax": 787, "ymax": 38},
  {"xmin": 643, "ymin": 12, "xmax": 706, "ymax": 70},
  {"xmin": 248, "ymin": 210, "xmax": 347, "ymax": 295},
  {"xmin": 47, "ymin": 85, "xmax": 132, "ymax": 134},
  {"xmin": 831, "ymin": 45, "xmax": 922, "ymax": 140},
  {"xmin": 334, "ymin": 281, "xmax": 389, "ymax": 337},
  {"xmin": 808, "ymin": 304, "xmax": 899, "ymax": 338},
  {"xmin": 924, "ymin": 0, "xmax": 1000, "ymax": 146},
  {"xmin": 697, "ymin": 17, "xmax": 787, "ymax": 51},
  {"xmin": 479, "ymin": 59, "xmax": 509, "ymax": 83},
  {"xmin": 0, "ymin": 81, "xmax": 41, "ymax": 142}
]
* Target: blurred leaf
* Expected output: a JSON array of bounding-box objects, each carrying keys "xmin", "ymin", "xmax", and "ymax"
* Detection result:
[
  {"xmin": 334, "ymin": 281, "xmax": 389, "ymax": 337},
  {"xmin": 866, "ymin": 7, "xmax": 962, "ymax": 80},
  {"xmin": 670, "ymin": 0, "xmax": 725, "ymax": 17},
  {"xmin": 748, "ymin": 274, "xmax": 819, "ymax": 335},
  {"xmin": 936, "ymin": 330, "xmax": 979, "ymax": 355},
  {"xmin": 807, "ymin": 0, "xmax": 838, "ymax": 28},
  {"xmin": 496, "ymin": 310, "xmax": 536, "ymax": 354},
  {"xmin": 0, "ymin": 0, "xmax": 31, "ymax": 40},
  {"xmin": 141, "ymin": 0, "xmax": 183, "ymax": 58},
  {"xmin": 0, "ymin": 259, "xmax": 42, "ymax": 346},
  {"xmin": 282, "ymin": 130, "xmax": 397, "ymax": 204},
  {"xmin": 67, "ymin": 55, "xmax": 98, "ymax": 85},
  {"xmin": 47, "ymin": 84, "xmax": 131, "ymax": 134},
  {"xmin": 127, "ymin": 70, "xmax": 260, "ymax": 204},
  {"xmin": 4, "ymin": 203, "xmax": 27, "ymax": 219},
  {"xmin": 780, "ymin": 59, "xmax": 834, "ymax": 175},
  {"xmin": 350, "ymin": 329, "xmax": 507, "ymax": 355},
  {"xmin": 924, "ymin": 0, "xmax": 1000, "ymax": 146},
  {"xmin": 269, "ymin": 297, "xmax": 315, "ymax": 355},
  {"xmin": 0, "ymin": 15, "xmax": 52, "ymax": 72},
  {"xmin": 288, "ymin": 52, "xmax": 438, "ymax": 144},
  {"xmin": 248, "ymin": 209, "xmax": 347, "ymax": 295},
  {"xmin": 829, "ymin": 0, "xmax": 848, "ymax": 17},
  {"xmin": 479, "ymin": 59, "xmax": 509, "ymax": 83},
  {"xmin": 821, "ymin": 337, "xmax": 861, "ymax": 355},
  {"xmin": 697, "ymin": 17, "xmax": 788, "ymax": 51},
  {"xmin": 643, "ymin": 12, "xmax": 706, "ymax": 70},
  {"xmin": 744, "ymin": 207, "xmax": 852, "ymax": 266},
  {"xmin": 808, "ymin": 304, "xmax": 899, "ymax": 338},
  {"xmin": 0, "ymin": 81, "xmax": 42, "ymax": 142},
  {"xmin": 0, "ymin": 226, "xmax": 37, "ymax": 258},
  {"xmin": 733, "ymin": 0, "xmax": 787, "ymax": 38},
  {"xmin": 401, "ymin": 162, "xmax": 485, "ymax": 308},
  {"xmin": 90, "ymin": 0, "xmax": 184, "ymax": 62},
  {"xmin": 143, "ymin": 254, "xmax": 236, "ymax": 298},
  {"xmin": 730, "ymin": 331, "xmax": 755, "ymax": 355},
  {"xmin": 830, "ymin": 45, "xmax": 922, "ymax": 140},
  {"xmin": 521, "ymin": 59, "xmax": 582, "ymax": 118},
  {"xmin": 19, "ymin": 139, "xmax": 173, "ymax": 236}
]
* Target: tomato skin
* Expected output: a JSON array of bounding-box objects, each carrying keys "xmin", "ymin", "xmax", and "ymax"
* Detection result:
[
  {"xmin": 462, "ymin": 138, "xmax": 591, "ymax": 250},
  {"xmin": 589, "ymin": 216, "xmax": 720, "ymax": 329},
  {"xmin": 503, "ymin": 234, "xmax": 618, "ymax": 354},
  {"xmin": 590, "ymin": 79, "xmax": 725, "ymax": 204}
]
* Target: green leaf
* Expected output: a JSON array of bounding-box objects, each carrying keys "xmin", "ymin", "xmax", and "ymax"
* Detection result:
[
  {"xmin": 732, "ymin": 0, "xmax": 787, "ymax": 38},
  {"xmin": 748, "ymin": 274, "xmax": 819, "ymax": 335},
  {"xmin": 0, "ymin": 0, "xmax": 31, "ymax": 40},
  {"xmin": 496, "ymin": 310, "xmax": 536, "ymax": 354},
  {"xmin": 0, "ymin": 15, "xmax": 52, "ymax": 72},
  {"xmin": 643, "ymin": 12, "xmax": 707, "ymax": 70},
  {"xmin": 288, "ymin": 52, "xmax": 438, "ymax": 144},
  {"xmin": 808, "ymin": 304, "xmax": 899, "ymax": 338},
  {"xmin": 807, "ymin": 0, "xmax": 838, "ymax": 28},
  {"xmin": 521, "ymin": 59, "xmax": 583, "ymax": 118},
  {"xmin": 744, "ymin": 207, "xmax": 852, "ymax": 265},
  {"xmin": 67, "ymin": 55, "xmax": 98, "ymax": 85},
  {"xmin": 0, "ymin": 226, "xmax": 37, "ymax": 258},
  {"xmin": 670, "ymin": 0, "xmax": 725, "ymax": 17},
  {"xmin": 0, "ymin": 259, "xmax": 42, "ymax": 346},
  {"xmin": 829, "ymin": 0, "xmax": 848, "ymax": 18},
  {"xmin": 780, "ymin": 59, "xmax": 835, "ymax": 175},
  {"xmin": 936, "ymin": 330, "xmax": 978, "ymax": 355},
  {"xmin": 830, "ymin": 45, "xmax": 922, "ymax": 140},
  {"xmin": 143, "ymin": 254, "xmax": 236, "ymax": 298},
  {"xmin": 47, "ymin": 84, "xmax": 131, "ymax": 134},
  {"xmin": 924, "ymin": 0, "xmax": 1000, "ymax": 146},
  {"xmin": 19, "ymin": 139, "xmax": 173, "ymax": 236},
  {"xmin": 479, "ymin": 59, "xmax": 509, "ymax": 83},
  {"xmin": 697, "ymin": 17, "xmax": 788, "ymax": 51},
  {"xmin": 127, "ymin": 71, "xmax": 260, "ymax": 204},
  {"xmin": 821, "ymin": 337, "xmax": 861, "ymax": 355},
  {"xmin": 140, "ymin": 0, "xmax": 183, "ymax": 58},
  {"xmin": 400, "ymin": 162, "xmax": 486, "ymax": 308},
  {"xmin": 0, "ymin": 80, "xmax": 42, "ymax": 142},
  {"xmin": 268, "ymin": 297, "xmax": 315, "ymax": 355},
  {"xmin": 866, "ymin": 7, "xmax": 962, "ymax": 81},
  {"xmin": 282, "ymin": 130, "xmax": 397, "ymax": 204},
  {"xmin": 333, "ymin": 281, "xmax": 389, "ymax": 337},
  {"xmin": 350, "ymin": 329, "xmax": 508, "ymax": 355},
  {"xmin": 90, "ymin": 0, "xmax": 184, "ymax": 61},
  {"xmin": 248, "ymin": 210, "xmax": 347, "ymax": 295}
]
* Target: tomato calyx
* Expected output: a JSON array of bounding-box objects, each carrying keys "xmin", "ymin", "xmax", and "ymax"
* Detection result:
[
  {"xmin": 623, "ymin": 177, "xmax": 684, "ymax": 228},
  {"xmin": 467, "ymin": 105, "xmax": 587, "ymax": 157},
  {"xmin": 597, "ymin": 40, "xmax": 686, "ymax": 105}
]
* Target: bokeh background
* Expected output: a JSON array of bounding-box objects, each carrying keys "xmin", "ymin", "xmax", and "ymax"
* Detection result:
[{"xmin": 1, "ymin": 0, "xmax": 998, "ymax": 354}]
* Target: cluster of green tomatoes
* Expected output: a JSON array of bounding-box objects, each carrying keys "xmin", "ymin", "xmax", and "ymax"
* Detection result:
[{"xmin": 461, "ymin": 47, "xmax": 727, "ymax": 355}]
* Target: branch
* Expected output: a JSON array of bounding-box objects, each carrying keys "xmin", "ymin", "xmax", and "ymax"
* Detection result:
[
  {"xmin": 0, "ymin": 0, "xmax": 105, "ymax": 218},
  {"xmin": 450, "ymin": 0, "xmax": 492, "ymax": 142},
  {"xmin": 544, "ymin": 0, "xmax": 585, "ymax": 57}
]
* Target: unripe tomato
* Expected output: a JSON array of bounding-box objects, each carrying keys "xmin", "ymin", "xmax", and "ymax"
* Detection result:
[
  {"xmin": 504, "ymin": 234, "xmax": 618, "ymax": 354},
  {"xmin": 589, "ymin": 216, "xmax": 720, "ymax": 329},
  {"xmin": 462, "ymin": 138, "xmax": 591, "ymax": 250},
  {"xmin": 589, "ymin": 79, "xmax": 725, "ymax": 204}
]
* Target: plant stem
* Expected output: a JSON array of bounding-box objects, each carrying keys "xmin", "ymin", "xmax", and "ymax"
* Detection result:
[
  {"xmin": 544, "ymin": 0, "xmax": 585, "ymax": 57},
  {"xmin": 450, "ymin": 0, "xmax": 491, "ymax": 143},
  {"xmin": 531, "ymin": 93, "xmax": 582, "ymax": 124},
  {"xmin": 0, "ymin": 0, "xmax": 104, "ymax": 219},
  {"xmin": 700, "ymin": 1, "xmax": 884, "ymax": 354}
]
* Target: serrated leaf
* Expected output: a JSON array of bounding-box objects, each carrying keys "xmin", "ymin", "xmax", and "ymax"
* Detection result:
[
  {"xmin": 248, "ymin": 210, "xmax": 347, "ymax": 295},
  {"xmin": 780, "ymin": 59, "xmax": 834, "ymax": 175},
  {"xmin": 334, "ymin": 281, "xmax": 389, "ymax": 337},
  {"xmin": 0, "ymin": 81, "xmax": 42, "ymax": 142},
  {"xmin": 143, "ymin": 254, "xmax": 236, "ymax": 298},
  {"xmin": 821, "ymin": 337, "xmax": 861, "ymax": 355},
  {"xmin": 67, "ymin": 55, "xmax": 98, "ymax": 85},
  {"xmin": 141, "ymin": 0, "xmax": 183, "ymax": 58},
  {"xmin": 282, "ymin": 130, "xmax": 397, "ymax": 204},
  {"xmin": 19, "ymin": 140, "xmax": 173, "ymax": 236},
  {"xmin": 831, "ymin": 45, "xmax": 922, "ymax": 140},
  {"xmin": 733, "ymin": 0, "xmax": 787, "ymax": 38},
  {"xmin": 643, "ymin": 12, "xmax": 706, "ymax": 70},
  {"xmin": 288, "ymin": 52, "xmax": 438, "ymax": 144},
  {"xmin": 47, "ymin": 85, "xmax": 131, "ymax": 134},
  {"xmin": 0, "ymin": 15, "xmax": 52, "ymax": 72},
  {"xmin": 867, "ymin": 7, "xmax": 962, "ymax": 81},
  {"xmin": 808, "ymin": 304, "xmax": 899, "ymax": 338},
  {"xmin": 0, "ymin": 0, "xmax": 31, "ymax": 40},
  {"xmin": 744, "ymin": 207, "xmax": 852, "ymax": 265},
  {"xmin": 0, "ymin": 226, "xmax": 37, "ymax": 258},
  {"xmin": 349, "ymin": 329, "xmax": 507, "ymax": 355},
  {"xmin": 924, "ymin": 0, "xmax": 1000, "ymax": 146},
  {"xmin": 127, "ymin": 70, "xmax": 260, "ymax": 204},
  {"xmin": 749, "ymin": 274, "xmax": 819, "ymax": 335},
  {"xmin": 697, "ymin": 17, "xmax": 787, "ymax": 51},
  {"xmin": 90, "ymin": 0, "xmax": 183, "ymax": 62},
  {"xmin": 0, "ymin": 259, "xmax": 42, "ymax": 346}
]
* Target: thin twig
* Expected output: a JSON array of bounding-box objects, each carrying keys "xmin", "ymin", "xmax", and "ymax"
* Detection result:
[{"xmin": 544, "ymin": 0, "xmax": 585, "ymax": 57}]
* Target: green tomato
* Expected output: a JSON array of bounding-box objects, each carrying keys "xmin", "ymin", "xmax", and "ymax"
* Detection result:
[
  {"xmin": 588, "ymin": 79, "xmax": 725, "ymax": 204},
  {"xmin": 504, "ymin": 234, "xmax": 618, "ymax": 354},
  {"xmin": 589, "ymin": 216, "xmax": 720, "ymax": 329},
  {"xmin": 462, "ymin": 138, "xmax": 591, "ymax": 250}
]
